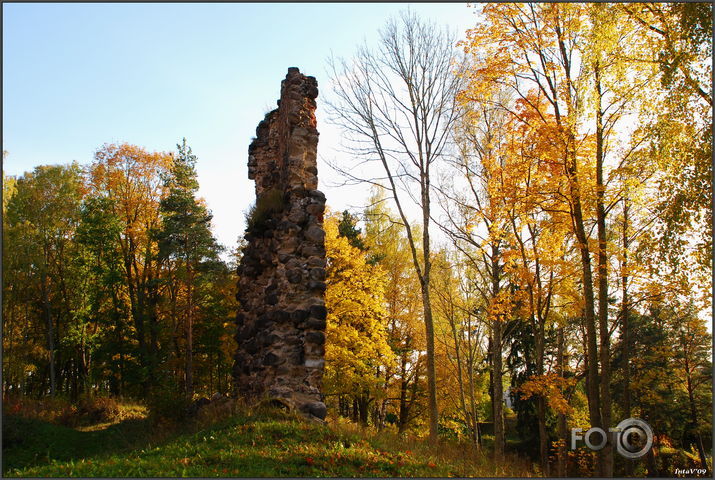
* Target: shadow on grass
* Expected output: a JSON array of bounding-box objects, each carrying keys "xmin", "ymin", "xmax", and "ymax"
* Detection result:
[{"xmin": 2, "ymin": 414, "xmax": 158, "ymax": 474}]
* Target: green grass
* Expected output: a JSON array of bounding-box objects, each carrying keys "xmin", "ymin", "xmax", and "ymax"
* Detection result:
[
  {"xmin": 246, "ymin": 188, "xmax": 285, "ymax": 232},
  {"xmin": 3, "ymin": 414, "xmax": 154, "ymax": 474},
  {"xmin": 4, "ymin": 407, "xmax": 536, "ymax": 477}
]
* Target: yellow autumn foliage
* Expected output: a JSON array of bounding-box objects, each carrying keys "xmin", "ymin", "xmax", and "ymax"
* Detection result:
[{"xmin": 323, "ymin": 213, "xmax": 395, "ymax": 397}]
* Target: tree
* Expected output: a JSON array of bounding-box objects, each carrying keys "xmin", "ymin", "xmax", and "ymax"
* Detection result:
[
  {"xmin": 89, "ymin": 143, "xmax": 172, "ymax": 395},
  {"xmin": 67, "ymin": 194, "xmax": 125, "ymax": 396},
  {"xmin": 671, "ymin": 303, "xmax": 712, "ymax": 469},
  {"xmin": 621, "ymin": 2, "xmax": 712, "ymax": 273},
  {"xmin": 432, "ymin": 250, "xmax": 489, "ymax": 448},
  {"xmin": 323, "ymin": 212, "xmax": 395, "ymax": 425},
  {"xmin": 459, "ymin": 3, "xmax": 618, "ymax": 470},
  {"xmin": 621, "ymin": 2, "xmax": 712, "ymax": 106},
  {"xmin": 337, "ymin": 210, "xmax": 366, "ymax": 251},
  {"xmin": 4, "ymin": 164, "xmax": 85, "ymax": 395},
  {"xmin": 327, "ymin": 9, "xmax": 463, "ymax": 442},
  {"xmin": 438, "ymin": 91, "xmax": 517, "ymax": 459},
  {"xmin": 363, "ymin": 188, "xmax": 426, "ymax": 433},
  {"xmin": 156, "ymin": 138, "xmax": 220, "ymax": 398}
]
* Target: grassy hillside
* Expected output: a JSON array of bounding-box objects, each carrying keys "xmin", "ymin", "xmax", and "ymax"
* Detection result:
[{"xmin": 3, "ymin": 406, "xmax": 536, "ymax": 477}]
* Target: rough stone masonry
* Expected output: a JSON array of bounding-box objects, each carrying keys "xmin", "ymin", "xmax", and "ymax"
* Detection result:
[{"xmin": 233, "ymin": 67, "xmax": 327, "ymax": 420}]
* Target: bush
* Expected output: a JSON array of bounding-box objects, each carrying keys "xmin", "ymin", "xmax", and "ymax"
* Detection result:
[
  {"xmin": 246, "ymin": 188, "xmax": 285, "ymax": 232},
  {"xmin": 147, "ymin": 386, "xmax": 192, "ymax": 424},
  {"xmin": 2, "ymin": 393, "xmax": 121, "ymax": 427},
  {"xmin": 3, "ymin": 394, "xmax": 75, "ymax": 424},
  {"xmin": 73, "ymin": 394, "xmax": 120, "ymax": 425}
]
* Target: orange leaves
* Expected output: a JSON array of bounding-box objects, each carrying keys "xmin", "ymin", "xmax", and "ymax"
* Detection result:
[
  {"xmin": 516, "ymin": 372, "xmax": 576, "ymax": 415},
  {"xmin": 487, "ymin": 290, "xmax": 518, "ymax": 323},
  {"xmin": 89, "ymin": 142, "xmax": 172, "ymax": 278}
]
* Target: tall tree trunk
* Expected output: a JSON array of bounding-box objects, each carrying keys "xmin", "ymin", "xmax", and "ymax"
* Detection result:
[
  {"xmin": 186, "ymin": 263, "xmax": 194, "ymax": 398},
  {"xmin": 554, "ymin": 18, "xmax": 603, "ymax": 473},
  {"xmin": 466, "ymin": 336, "xmax": 482, "ymax": 446},
  {"xmin": 492, "ymin": 316, "xmax": 504, "ymax": 460},
  {"xmin": 646, "ymin": 445, "xmax": 659, "ymax": 476},
  {"xmin": 449, "ymin": 308, "xmax": 475, "ymax": 445},
  {"xmin": 421, "ymin": 191, "xmax": 439, "ymax": 443},
  {"xmin": 148, "ymin": 282, "xmax": 159, "ymax": 394},
  {"xmin": 125, "ymin": 253, "xmax": 148, "ymax": 397},
  {"xmin": 621, "ymin": 196, "xmax": 633, "ymax": 476},
  {"xmin": 398, "ymin": 354, "xmax": 412, "ymax": 434},
  {"xmin": 537, "ymin": 396, "xmax": 549, "ymax": 476},
  {"xmin": 487, "ymin": 336, "xmax": 494, "ymax": 438},
  {"xmin": 621, "ymin": 196, "xmax": 631, "ymax": 418},
  {"xmin": 491, "ymin": 242, "xmax": 504, "ymax": 460},
  {"xmin": 686, "ymin": 364, "xmax": 708, "ymax": 469},
  {"xmin": 209, "ymin": 351, "xmax": 214, "ymax": 394},
  {"xmin": 358, "ymin": 393, "xmax": 369, "ymax": 426},
  {"xmin": 557, "ymin": 326, "xmax": 568, "ymax": 477},
  {"xmin": 535, "ymin": 318, "xmax": 548, "ymax": 475},
  {"xmin": 595, "ymin": 61, "xmax": 613, "ymax": 477},
  {"xmin": 41, "ymin": 272, "xmax": 56, "ymax": 396},
  {"xmin": 352, "ymin": 397, "xmax": 359, "ymax": 423},
  {"xmin": 566, "ymin": 151, "xmax": 601, "ymax": 450},
  {"xmin": 421, "ymin": 285, "xmax": 439, "ymax": 442},
  {"xmin": 110, "ymin": 285, "xmax": 124, "ymax": 397},
  {"xmin": 468, "ymin": 371, "xmax": 482, "ymax": 447}
]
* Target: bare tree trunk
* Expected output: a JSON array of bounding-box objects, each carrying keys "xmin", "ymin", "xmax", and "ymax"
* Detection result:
[
  {"xmin": 537, "ymin": 396, "xmax": 549, "ymax": 475},
  {"xmin": 449, "ymin": 310, "xmax": 468, "ymax": 426},
  {"xmin": 557, "ymin": 326, "xmax": 568, "ymax": 477},
  {"xmin": 358, "ymin": 394, "xmax": 369, "ymax": 426},
  {"xmin": 466, "ymin": 331, "xmax": 482, "ymax": 447},
  {"xmin": 421, "ymin": 279, "xmax": 439, "ymax": 441},
  {"xmin": 186, "ymin": 267, "xmax": 193, "ymax": 399},
  {"xmin": 41, "ymin": 272, "xmax": 56, "ymax": 396},
  {"xmin": 686, "ymin": 363, "xmax": 708, "ymax": 469},
  {"xmin": 467, "ymin": 371, "xmax": 481, "ymax": 446},
  {"xmin": 554, "ymin": 15, "xmax": 603, "ymax": 473},
  {"xmin": 595, "ymin": 60, "xmax": 613, "ymax": 477},
  {"xmin": 491, "ymin": 243, "xmax": 504, "ymax": 460},
  {"xmin": 646, "ymin": 445, "xmax": 659, "ymax": 476},
  {"xmin": 621, "ymin": 196, "xmax": 633, "ymax": 476},
  {"xmin": 566, "ymin": 151, "xmax": 602, "ymax": 450},
  {"xmin": 398, "ymin": 355, "xmax": 409, "ymax": 433},
  {"xmin": 535, "ymin": 322, "xmax": 548, "ymax": 475},
  {"xmin": 327, "ymin": 11, "xmax": 463, "ymax": 443},
  {"xmin": 125, "ymin": 252, "xmax": 149, "ymax": 397},
  {"xmin": 352, "ymin": 397, "xmax": 359, "ymax": 423}
]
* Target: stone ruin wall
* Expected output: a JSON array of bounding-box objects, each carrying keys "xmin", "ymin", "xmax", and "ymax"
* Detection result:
[{"xmin": 233, "ymin": 67, "xmax": 327, "ymax": 420}]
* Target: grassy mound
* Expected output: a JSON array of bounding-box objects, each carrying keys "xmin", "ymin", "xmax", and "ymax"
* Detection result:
[{"xmin": 4, "ymin": 406, "xmax": 536, "ymax": 477}]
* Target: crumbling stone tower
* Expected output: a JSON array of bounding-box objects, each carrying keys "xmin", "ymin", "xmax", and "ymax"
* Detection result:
[{"xmin": 233, "ymin": 67, "xmax": 327, "ymax": 420}]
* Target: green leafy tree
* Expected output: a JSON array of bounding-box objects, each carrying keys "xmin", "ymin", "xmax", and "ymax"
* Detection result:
[
  {"xmin": 74, "ymin": 195, "xmax": 130, "ymax": 395},
  {"xmin": 155, "ymin": 138, "xmax": 221, "ymax": 397},
  {"xmin": 4, "ymin": 164, "xmax": 85, "ymax": 395},
  {"xmin": 671, "ymin": 303, "xmax": 712, "ymax": 469},
  {"xmin": 337, "ymin": 210, "xmax": 366, "ymax": 251}
]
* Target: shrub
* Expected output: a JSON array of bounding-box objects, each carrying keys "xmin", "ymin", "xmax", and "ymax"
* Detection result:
[
  {"xmin": 147, "ymin": 385, "xmax": 192, "ymax": 425},
  {"xmin": 3, "ymin": 394, "xmax": 75, "ymax": 424},
  {"xmin": 194, "ymin": 397, "xmax": 242, "ymax": 427},
  {"xmin": 246, "ymin": 188, "xmax": 285, "ymax": 232},
  {"xmin": 2, "ymin": 393, "xmax": 122, "ymax": 427},
  {"xmin": 74, "ymin": 394, "xmax": 120, "ymax": 425}
]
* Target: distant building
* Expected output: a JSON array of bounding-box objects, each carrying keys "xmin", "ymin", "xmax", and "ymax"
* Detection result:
[{"xmin": 504, "ymin": 385, "xmax": 513, "ymax": 409}]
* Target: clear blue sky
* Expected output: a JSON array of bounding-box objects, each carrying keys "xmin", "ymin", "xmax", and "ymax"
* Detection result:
[{"xmin": 3, "ymin": 2, "xmax": 477, "ymax": 250}]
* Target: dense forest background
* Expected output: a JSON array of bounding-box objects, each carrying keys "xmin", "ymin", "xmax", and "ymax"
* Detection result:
[{"xmin": 3, "ymin": 3, "xmax": 712, "ymax": 478}]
